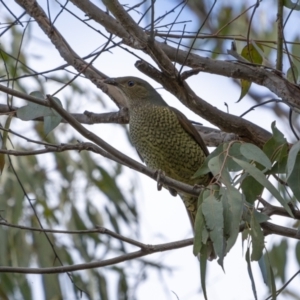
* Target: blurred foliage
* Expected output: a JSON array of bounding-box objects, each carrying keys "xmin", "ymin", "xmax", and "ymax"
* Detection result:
[{"xmin": 1, "ymin": 0, "xmax": 300, "ymax": 299}]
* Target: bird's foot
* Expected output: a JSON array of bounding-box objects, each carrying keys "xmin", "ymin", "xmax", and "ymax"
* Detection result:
[
  {"xmin": 192, "ymin": 183, "xmax": 206, "ymax": 191},
  {"xmin": 155, "ymin": 170, "xmax": 177, "ymax": 196},
  {"xmin": 155, "ymin": 169, "xmax": 165, "ymax": 191}
]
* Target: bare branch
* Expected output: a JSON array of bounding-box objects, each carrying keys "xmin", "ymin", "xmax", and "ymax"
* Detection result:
[{"xmin": 0, "ymin": 238, "xmax": 194, "ymax": 274}]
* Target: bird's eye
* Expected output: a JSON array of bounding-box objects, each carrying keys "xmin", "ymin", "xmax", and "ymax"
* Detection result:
[{"xmin": 127, "ymin": 81, "xmax": 135, "ymax": 87}]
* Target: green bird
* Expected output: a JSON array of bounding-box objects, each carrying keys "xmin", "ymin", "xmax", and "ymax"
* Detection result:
[{"xmin": 104, "ymin": 76, "xmax": 211, "ymax": 228}]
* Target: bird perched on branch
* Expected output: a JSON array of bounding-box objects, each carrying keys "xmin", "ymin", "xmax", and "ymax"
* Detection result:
[{"xmin": 104, "ymin": 76, "xmax": 211, "ymax": 228}]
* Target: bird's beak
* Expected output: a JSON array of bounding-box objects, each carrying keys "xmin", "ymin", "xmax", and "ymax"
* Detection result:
[{"xmin": 104, "ymin": 78, "xmax": 118, "ymax": 86}]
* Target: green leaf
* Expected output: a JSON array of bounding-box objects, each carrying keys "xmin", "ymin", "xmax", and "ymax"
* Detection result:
[
  {"xmin": 240, "ymin": 143, "xmax": 272, "ymax": 170},
  {"xmin": 268, "ymin": 240, "xmax": 287, "ymax": 283},
  {"xmin": 220, "ymin": 187, "xmax": 230, "ymax": 238},
  {"xmin": 284, "ymin": 0, "xmax": 300, "ymax": 11},
  {"xmin": 17, "ymin": 92, "xmax": 49, "ymax": 120},
  {"xmin": 208, "ymin": 155, "xmax": 232, "ymax": 186},
  {"xmin": 268, "ymin": 146, "xmax": 288, "ymax": 174},
  {"xmin": 250, "ymin": 213, "xmax": 264, "ymax": 261},
  {"xmin": 241, "ymin": 175, "xmax": 264, "ymax": 204},
  {"xmin": 199, "ymin": 245, "xmax": 208, "ymax": 300},
  {"xmin": 17, "ymin": 101, "xmax": 48, "ymax": 120},
  {"xmin": 237, "ymin": 43, "xmax": 263, "ymax": 102},
  {"xmin": 232, "ymin": 157, "xmax": 293, "ymax": 216},
  {"xmin": 44, "ymin": 115, "xmax": 61, "ymax": 136},
  {"xmin": 202, "ymin": 194, "xmax": 224, "ymax": 265},
  {"xmin": 237, "ymin": 79, "xmax": 251, "ymax": 102},
  {"xmin": 224, "ymin": 186, "xmax": 244, "ymax": 252},
  {"xmin": 287, "ymin": 153, "xmax": 300, "ymax": 202},
  {"xmin": 258, "ymin": 255, "xmax": 268, "ymax": 285},
  {"xmin": 43, "ymin": 97, "xmax": 62, "ymax": 135},
  {"xmin": 227, "ymin": 142, "xmax": 249, "ymax": 172},
  {"xmin": 17, "ymin": 93, "xmax": 62, "ymax": 135},
  {"xmin": 241, "ymin": 43, "xmax": 263, "ymax": 64},
  {"xmin": 263, "ymin": 122, "xmax": 287, "ymax": 161},
  {"xmin": 287, "ymin": 140, "xmax": 300, "ymax": 179},
  {"xmin": 296, "ymin": 241, "xmax": 300, "ymax": 266},
  {"xmin": 194, "ymin": 144, "xmax": 224, "ymax": 178},
  {"xmin": 287, "ymin": 63, "xmax": 299, "ymax": 83},
  {"xmin": 253, "ymin": 210, "xmax": 269, "ymax": 223},
  {"xmin": 0, "ymin": 115, "xmax": 13, "ymax": 174},
  {"xmin": 269, "ymin": 265, "xmax": 277, "ymax": 300},
  {"xmin": 193, "ymin": 203, "xmax": 205, "ymax": 256},
  {"xmin": 246, "ymin": 248, "xmax": 258, "ymax": 300}
]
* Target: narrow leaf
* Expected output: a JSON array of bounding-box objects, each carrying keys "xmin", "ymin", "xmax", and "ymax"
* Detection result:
[
  {"xmin": 295, "ymin": 241, "xmax": 300, "ymax": 266},
  {"xmin": 240, "ymin": 143, "xmax": 272, "ymax": 170},
  {"xmin": 258, "ymin": 256, "xmax": 268, "ymax": 285},
  {"xmin": 194, "ymin": 144, "xmax": 224, "ymax": 178},
  {"xmin": 193, "ymin": 204, "xmax": 205, "ymax": 256},
  {"xmin": 250, "ymin": 213, "xmax": 264, "ymax": 261},
  {"xmin": 284, "ymin": 0, "xmax": 300, "ymax": 10},
  {"xmin": 269, "ymin": 265, "xmax": 277, "ymax": 300},
  {"xmin": 246, "ymin": 248, "xmax": 258, "ymax": 300},
  {"xmin": 237, "ymin": 79, "xmax": 251, "ymax": 102},
  {"xmin": 225, "ymin": 186, "xmax": 244, "ymax": 252},
  {"xmin": 287, "ymin": 140, "xmax": 300, "ymax": 179},
  {"xmin": 287, "ymin": 63, "xmax": 299, "ymax": 83},
  {"xmin": 263, "ymin": 122, "xmax": 287, "ymax": 161},
  {"xmin": 0, "ymin": 114, "xmax": 14, "ymax": 174},
  {"xmin": 241, "ymin": 175, "xmax": 264, "ymax": 204},
  {"xmin": 199, "ymin": 245, "xmax": 208, "ymax": 300},
  {"xmin": 287, "ymin": 153, "xmax": 300, "ymax": 202},
  {"xmin": 241, "ymin": 43, "xmax": 263, "ymax": 64},
  {"xmin": 232, "ymin": 158, "xmax": 293, "ymax": 216},
  {"xmin": 253, "ymin": 210, "xmax": 269, "ymax": 223},
  {"xmin": 202, "ymin": 195, "xmax": 224, "ymax": 265},
  {"xmin": 44, "ymin": 115, "xmax": 62, "ymax": 136}
]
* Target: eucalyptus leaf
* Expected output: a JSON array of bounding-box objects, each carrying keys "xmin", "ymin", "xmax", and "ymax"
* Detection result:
[
  {"xmin": 208, "ymin": 155, "xmax": 232, "ymax": 186},
  {"xmin": 250, "ymin": 213, "xmax": 264, "ymax": 261},
  {"xmin": 287, "ymin": 140, "xmax": 300, "ymax": 179},
  {"xmin": 253, "ymin": 210, "xmax": 269, "ymax": 223},
  {"xmin": 232, "ymin": 158, "xmax": 293, "ymax": 216},
  {"xmin": 44, "ymin": 115, "xmax": 62, "ymax": 136},
  {"xmin": 227, "ymin": 142, "xmax": 249, "ymax": 172},
  {"xmin": 284, "ymin": 0, "xmax": 300, "ymax": 10},
  {"xmin": 241, "ymin": 175, "xmax": 264, "ymax": 204},
  {"xmin": 224, "ymin": 185, "xmax": 244, "ymax": 252},
  {"xmin": 199, "ymin": 245, "xmax": 208, "ymax": 300},
  {"xmin": 194, "ymin": 143, "xmax": 224, "ymax": 178},
  {"xmin": 263, "ymin": 122, "xmax": 287, "ymax": 161},
  {"xmin": 240, "ymin": 143, "xmax": 272, "ymax": 170},
  {"xmin": 258, "ymin": 256, "xmax": 268, "ymax": 285},
  {"xmin": 246, "ymin": 248, "xmax": 258, "ymax": 300},
  {"xmin": 295, "ymin": 242, "xmax": 300, "ymax": 266},
  {"xmin": 202, "ymin": 194, "xmax": 224, "ymax": 264},
  {"xmin": 193, "ymin": 203, "xmax": 205, "ymax": 256},
  {"xmin": 17, "ymin": 101, "xmax": 50, "ymax": 120},
  {"xmin": 237, "ymin": 79, "xmax": 251, "ymax": 102},
  {"xmin": 287, "ymin": 153, "xmax": 300, "ymax": 202},
  {"xmin": 287, "ymin": 63, "xmax": 299, "ymax": 83}
]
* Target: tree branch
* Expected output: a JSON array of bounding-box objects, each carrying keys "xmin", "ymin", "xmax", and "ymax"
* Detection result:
[
  {"xmin": 0, "ymin": 238, "xmax": 194, "ymax": 274},
  {"xmin": 261, "ymin": 222, "xmax": 300, "ymax": 239}
]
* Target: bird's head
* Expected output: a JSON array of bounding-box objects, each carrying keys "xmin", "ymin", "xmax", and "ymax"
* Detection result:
[{"xmin": 104, "ymin": 76, "xmax": 167, "ymax": 109}]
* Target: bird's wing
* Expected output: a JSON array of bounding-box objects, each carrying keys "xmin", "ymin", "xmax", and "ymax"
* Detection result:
[{"xmin": 170, "ymin": 107, "xmax": 210, "ymax": 156}]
